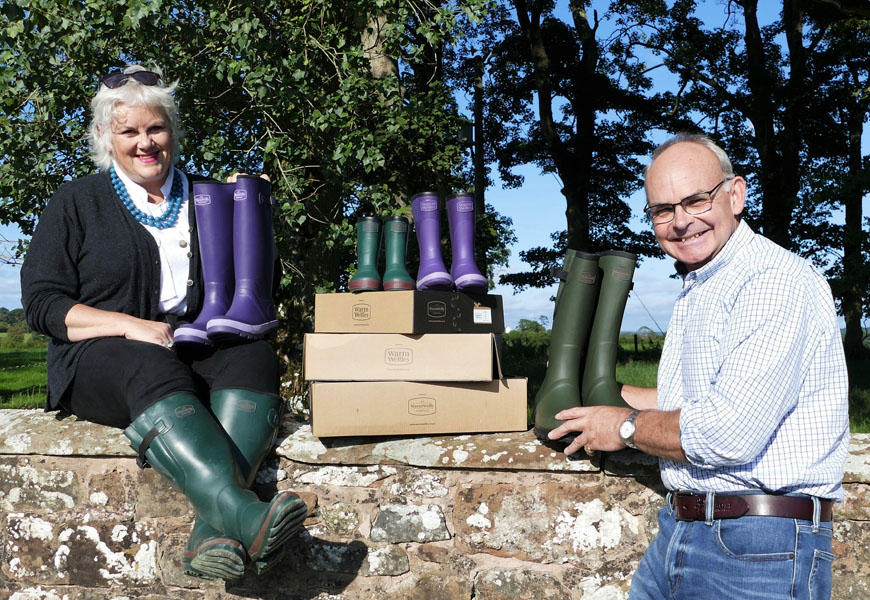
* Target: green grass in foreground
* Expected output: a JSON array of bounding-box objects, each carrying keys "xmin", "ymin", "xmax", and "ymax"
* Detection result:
[{"xmin": 0, "ymin": 348, "xmax": 48, "ymax": 409}]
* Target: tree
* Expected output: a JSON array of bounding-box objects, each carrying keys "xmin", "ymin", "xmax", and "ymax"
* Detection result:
[
  {"xmin": 447, "ymin": 1, "xmax": 663, "ymax": 294},
  {"xmin": 619, "ymin": 0, "xmax": 869, "ymax": 355},
  {"xmin": 0, "ymin": 0, "xmax": 511, "ymax": 357}
]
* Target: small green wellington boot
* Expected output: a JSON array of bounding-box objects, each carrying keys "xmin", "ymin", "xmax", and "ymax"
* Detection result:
[
  {"xmin": 581, "ymin": 250, "xmax": 637, "ymax": 408},
  {"xmin": 382, "ymin": 216, "xmax": 415, "ymax": 291},
  {"xmin": 533, "ymin": 251, "xmax": 601, "ymax": 442},
  {"xmin": 124, "ymin": 394, "xmax": 307, "ymax": 567},
  {"xmin": 184, "ymin": 390, "xmax": 296, "ymax": 579},
  {"xmin": 349, "ymin": 215, "xmax": 383, "ymax": 292}
]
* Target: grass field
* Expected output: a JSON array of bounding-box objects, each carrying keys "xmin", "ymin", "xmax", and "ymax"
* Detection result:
[{"xmin": 0, "ymin": 348, "xmax": 48, "ymax": 409}]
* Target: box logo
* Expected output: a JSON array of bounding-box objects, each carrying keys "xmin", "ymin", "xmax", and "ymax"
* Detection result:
[
  {"xmin": 580, "ymin": 272, "xmax": 598, "ymax": 285},
  {"xmin": 352, "ymin": 303, "xmax": 371, "ymax": 321},
  {"xmin": 408, "ymin": 397, "xmax": 436, "ymax": 416},
  {"xmin": 234, "ymin": 189, "xmax": 247, "ymax": 201},
  {"xmin": 427, "ymin": 301, "xmax": 447, "ymax": 319},
  {"xmin": 385, "ymin": 347, "xmax": 413, "ymax": 365},
  {"xmin": 194, "ymin": 194, "xmax": 211, "ymax": 206}
]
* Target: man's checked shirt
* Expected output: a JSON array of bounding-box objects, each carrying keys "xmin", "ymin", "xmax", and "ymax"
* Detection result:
[{"xmin": 658, "ymin": 221, "xmax": 849, "ymax": 501}]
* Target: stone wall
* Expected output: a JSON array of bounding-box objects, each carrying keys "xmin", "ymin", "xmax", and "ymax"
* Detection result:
[{"xmin": 1, "ymin": 408, "xmax": 868, "ymax": 600}]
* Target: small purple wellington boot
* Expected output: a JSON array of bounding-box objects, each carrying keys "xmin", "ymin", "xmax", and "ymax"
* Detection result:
[
  {"xmin": 446, "ymin": 193, "xmax": 488, "ymax": 293},
  {"xmin": 411, "ymin": 192, "xmax": 452, "ymax": 291},
  {"xmin": 174, "ymin": 181, "xmax": 235, "ymax": 346},
  {"xmin": 207, "ymin": 175, "xmax": 279, "ymax": 342}
]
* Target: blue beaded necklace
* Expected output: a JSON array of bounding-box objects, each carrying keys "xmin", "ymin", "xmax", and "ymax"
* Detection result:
[{"xmin": 109, "ymin": 166, "xmax": 185, "ymax": 230}]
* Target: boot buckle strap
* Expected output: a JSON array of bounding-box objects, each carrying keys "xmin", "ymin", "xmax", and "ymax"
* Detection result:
[{"xmin": 136, "ymin": 427, "xmax": 161, "ymax": 469}]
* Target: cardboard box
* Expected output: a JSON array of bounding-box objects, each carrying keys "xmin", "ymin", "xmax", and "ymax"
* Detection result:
[
  {"xmin": 303, "ymin": 333, "xmax": 502, "ymax": 382},
  {"xmin": 314, "ymin": 291, "xmax": 504, "ymax": 334},
  {"xmin": 310, "ymin": 378, "xmax": 528, "ymax": 437}
]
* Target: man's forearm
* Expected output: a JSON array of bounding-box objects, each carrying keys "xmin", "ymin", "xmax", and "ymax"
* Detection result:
[{"xmin": 635, "ymin": 409, "xmax": 687, "ymax": 462}]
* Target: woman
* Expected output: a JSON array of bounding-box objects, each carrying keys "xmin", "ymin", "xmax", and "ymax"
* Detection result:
[{"xmin": 20, "ymin": 65, "xmax": 305, "ymax": 581}]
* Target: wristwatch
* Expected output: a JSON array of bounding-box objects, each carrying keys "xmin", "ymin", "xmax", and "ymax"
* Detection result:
[{"xmin": 619, "ymin": 410, "xmax": 641, "ymax": 449}]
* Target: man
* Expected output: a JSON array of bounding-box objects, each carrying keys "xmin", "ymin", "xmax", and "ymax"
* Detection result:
[{"xmin": 549, "ymin": 133, "xmax": 849, "ymax": 599}]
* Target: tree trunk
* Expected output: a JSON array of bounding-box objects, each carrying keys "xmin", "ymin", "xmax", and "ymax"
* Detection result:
[{"xmin": 841, "ymin": 67, "xmax": 868, "ymax": 359}]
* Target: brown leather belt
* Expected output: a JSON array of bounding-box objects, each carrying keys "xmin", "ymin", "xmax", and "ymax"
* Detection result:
[{"xmin": 672, "ymin": 492, "xmax": 833, "ymax": 522}]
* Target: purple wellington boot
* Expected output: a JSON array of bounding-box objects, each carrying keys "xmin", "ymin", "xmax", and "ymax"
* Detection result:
[
  {"xmin": 174, "ymin": 181, "xmax": 235, "ymax": 346},
  {"xmin": 411, "ymin": 192, "xmax": 452, "ymax": 291},
  {"xmin": 207, "ymin": 175, "xmax": 279, "ymax": 342},
  {"xmin": 446, "ymin": 193, "xmax": 487, "ymax": 293}
]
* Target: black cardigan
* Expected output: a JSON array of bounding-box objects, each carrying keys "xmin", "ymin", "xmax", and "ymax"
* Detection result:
[{"xmin": 20, "ymin": 170, "xmax": 204, "ymax": 411}]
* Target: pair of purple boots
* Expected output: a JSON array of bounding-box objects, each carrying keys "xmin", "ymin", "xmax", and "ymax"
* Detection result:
[
  {"xmin": 174, "ymin": 176, "xmax": 278, "ymax": 345},
  {"xmin": 411, "ymin": 192, "xmax": 488, "ymax": 293}
]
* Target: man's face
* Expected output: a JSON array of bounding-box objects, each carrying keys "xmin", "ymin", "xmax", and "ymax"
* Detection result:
[{"xmin": 645, "ymin": 142, "xmax": 745, "ymax": 272}]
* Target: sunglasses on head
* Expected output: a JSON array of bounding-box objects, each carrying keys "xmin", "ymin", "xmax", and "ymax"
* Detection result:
[{"xmin": 100, "ymin": 70, "xmax": 162, "ymax": 89}]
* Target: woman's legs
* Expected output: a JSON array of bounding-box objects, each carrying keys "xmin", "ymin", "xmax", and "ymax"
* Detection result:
[{"xmin": 67, "ymin": 338, "xmax": 305, "ymax": 578}]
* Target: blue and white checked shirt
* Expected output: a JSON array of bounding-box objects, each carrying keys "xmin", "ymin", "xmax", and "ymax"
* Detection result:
[{"xmin": 658, "ymin": 221, "xmax": 850, "ymax": 502}]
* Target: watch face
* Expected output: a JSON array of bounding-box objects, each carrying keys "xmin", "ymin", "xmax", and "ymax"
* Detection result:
[{"xmin": 620, "ymin": 420, "xmax": 634, "ymax": 438}]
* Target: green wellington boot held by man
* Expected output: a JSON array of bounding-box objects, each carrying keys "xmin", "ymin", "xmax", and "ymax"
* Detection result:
[
  {"xmin": 533, "ymin": 251, "xmax": 600, "ymax": 442},
  {"xmin": 581, "ymin": 250, "xmax": 637, "ymax": 408}
]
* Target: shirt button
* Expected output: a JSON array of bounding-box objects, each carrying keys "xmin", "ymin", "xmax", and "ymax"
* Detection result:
[
  {"xmin": 154, "ymin": 260, "xmax": 159, "ymax": 265},
  {"xmin": 187, "ymin": 279, "xmax": 194, "ymax": 287},
  {"xmin": 179, "ymin": 240, "xmax": 188, "ymax": 248},
  {"xmin": 187, "ymin": 251, "xmax": 193, "ymax": 258}
]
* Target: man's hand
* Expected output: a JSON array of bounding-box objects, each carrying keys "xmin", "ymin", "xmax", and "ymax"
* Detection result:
[{"xmin": 548, "ymin": 405, "xmax": 634, "ymax": 456}]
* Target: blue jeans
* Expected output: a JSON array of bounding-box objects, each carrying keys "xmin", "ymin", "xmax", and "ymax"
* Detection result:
[{"xmin": 630, "ymin": 494, "xmax": 835, "ymax": 600}]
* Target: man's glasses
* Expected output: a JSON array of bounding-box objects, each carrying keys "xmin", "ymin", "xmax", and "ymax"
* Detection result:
[
  {"xmin": 644, "ymin": 178, "xmax": 733, "ymax": 225},
  {"xmin": 100, "ymin": 70, "xmax": 162, "ymax": 89}
]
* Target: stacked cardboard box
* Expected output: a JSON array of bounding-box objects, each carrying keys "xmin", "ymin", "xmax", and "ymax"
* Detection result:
[{"xmin": 304, "ymin": 291, "xmax": 528, "ymax": 437}]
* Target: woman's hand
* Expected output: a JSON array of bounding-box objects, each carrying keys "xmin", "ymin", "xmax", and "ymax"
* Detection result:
[
  {"xmin": 65, "ymin": 304, "xmax": 174, "ymax": 348},
  {"xmin": 227, "ymin": 172, "xmax": 270, "ymax": 183}
]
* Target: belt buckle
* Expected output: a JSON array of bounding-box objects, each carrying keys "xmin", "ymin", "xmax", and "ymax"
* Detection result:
[{"xmin": 673, "ymin": 491, "xmax": 705, "ymax": 522}]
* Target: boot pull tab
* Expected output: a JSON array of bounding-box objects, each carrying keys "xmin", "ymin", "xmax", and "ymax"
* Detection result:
[
  {"xmin": 136, "ymin": 427, "xmax": 161, "ymax": 469},
  {"xmin": 551, "ymin": 267, "xmax": 569, "ymax": 282}
]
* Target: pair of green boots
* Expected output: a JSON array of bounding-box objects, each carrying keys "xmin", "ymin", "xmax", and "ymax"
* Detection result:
[
  {"xmin": 533, "ymin": 250, "xmax": 637, "ymax": 442},
  {"xmin": 348, "ymin": 215, "xmax": 415, "ymax": 292},
  {"xmin": 124, "ymin": 390, "xmax": 308, "ymax": 580}
]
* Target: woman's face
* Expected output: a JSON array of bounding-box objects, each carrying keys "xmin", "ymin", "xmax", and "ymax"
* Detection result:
[{"xmin": 108, "ymin": 104, "xmax": 172, "ymax": 194}]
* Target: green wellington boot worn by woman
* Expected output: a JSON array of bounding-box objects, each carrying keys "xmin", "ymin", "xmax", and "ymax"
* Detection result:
[
  {"xmin": 124, "ymin": 393, "xmax": 308, "ymax": 575},
  {"xmin": 581, "ymin": 250, "xmax": 637, "ymax": 408},
  {"xmin": 533, "ymin": 251, "xmax": 600, "ymax": 441},
  {"xmin": 183, "ymin": 390, "xmax": 294, "ymax": 579}
]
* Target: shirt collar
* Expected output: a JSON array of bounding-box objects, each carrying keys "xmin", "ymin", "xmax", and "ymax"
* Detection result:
[{"xmin": 673, "ymin": 220, "xmax": 754, "ymax": 283}]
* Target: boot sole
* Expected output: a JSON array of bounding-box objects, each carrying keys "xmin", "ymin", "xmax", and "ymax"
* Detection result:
[
  {"xmin": 246, "ymin": 492, "xmax": 308, "ymax": 561},
  {"xmin": 533, "ymin": 425, "xmax": 578, "ymax": 446},
  {"xmin": 383, "ymin": 280, "xmax": 415, "ymax": 291},
  {"xmin": 206, "ymin": 319, "xmax": 278, "ymax": 342},
  {"xmin": 183, "ymin": 538, "xmax": 246, "ymax": 580}
]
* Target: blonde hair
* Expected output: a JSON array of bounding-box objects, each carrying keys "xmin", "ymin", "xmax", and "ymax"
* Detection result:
[{"xmin": 88, "ymin": 65, "xmax": 184, "ymax": 169}]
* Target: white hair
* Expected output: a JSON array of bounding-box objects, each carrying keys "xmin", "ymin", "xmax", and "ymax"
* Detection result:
[{"xmin": 88, "ymin": 65, "xmax": 184, "ymax": 169}]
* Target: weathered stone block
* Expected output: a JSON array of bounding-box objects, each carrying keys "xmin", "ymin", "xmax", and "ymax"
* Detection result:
[
  {"xmin": 361, "ymin": 544, "xmax": 410, "ymax": 576},
  {"xmin": 453, "ymin": 481, "xmax": 653, "ymax": 566},
  {"xmin": 321, "ymin": 502, "xmax": 361, "ymax": 536},
  {"xmin": 473, "ymin": 568, "xmax": 571, "ymax": 600},
  {"xmin": 2, "ymin": 513, "xmax": 160, "ymax": 587},
  {"xmin": 370, "ymin": 504, "xmax": 450, "ymax": 543},
  {"xmin": 833, "ymin": 519, "xmax": 870, "ymax": 598}
]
